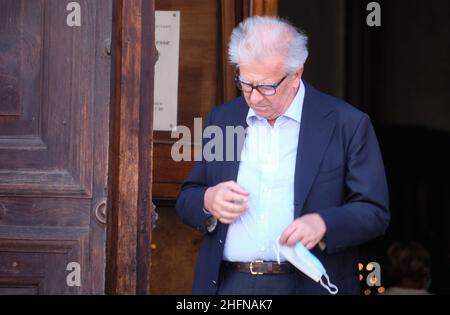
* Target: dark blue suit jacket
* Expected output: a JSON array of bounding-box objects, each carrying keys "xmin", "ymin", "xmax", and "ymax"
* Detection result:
[{"xmin": 176, "ymin": 82, "xmax": 390, "ymax": 295}]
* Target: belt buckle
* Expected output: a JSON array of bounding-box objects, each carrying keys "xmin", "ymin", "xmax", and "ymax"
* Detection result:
[{"xmin": 250, "ymin": 259, "xmax": 264, "ymax": 275}]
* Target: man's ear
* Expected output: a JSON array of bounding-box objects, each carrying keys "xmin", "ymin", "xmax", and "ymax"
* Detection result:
[
  {"xmin": 293, "ymin": 67, "xmax": 304, "ymax": 89},
  {"xmin": 297, "ymin": 66, "xmax": 304, "ymax": 80}
]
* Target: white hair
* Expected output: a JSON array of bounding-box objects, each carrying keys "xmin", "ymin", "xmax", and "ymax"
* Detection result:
[{"xmin": 228, "ymin": 16, "xmax": 309, "ymax": 74}]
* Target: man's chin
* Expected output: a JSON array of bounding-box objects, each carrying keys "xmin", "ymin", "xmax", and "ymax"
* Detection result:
[{"xmin": 252, "ymin": 107, "xmax": 271, "ymax": 117}]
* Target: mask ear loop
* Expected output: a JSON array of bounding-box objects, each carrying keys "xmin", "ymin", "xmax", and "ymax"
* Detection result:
[
  {"xmin": 273, "ymin": 243, "xmax": 281, "ymax": 264},
  {"xmin": 319, "ymin": 273, "xmax": 339, "ymax": 295}
]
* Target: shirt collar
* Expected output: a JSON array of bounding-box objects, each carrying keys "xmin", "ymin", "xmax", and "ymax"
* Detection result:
[{"xmin": 246, "ymin": 80, "xmax": 305, "ymax": 126}]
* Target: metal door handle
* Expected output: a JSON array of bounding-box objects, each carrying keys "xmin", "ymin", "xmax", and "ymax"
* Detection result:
[{"xmin": 94, "ymin": 199, "xmax": 107, "ymax": 224}]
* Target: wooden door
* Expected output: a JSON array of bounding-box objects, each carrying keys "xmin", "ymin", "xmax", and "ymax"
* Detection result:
[{"xmin": 0, "ymin": 0, "xmax": 112, "ymax": 294}]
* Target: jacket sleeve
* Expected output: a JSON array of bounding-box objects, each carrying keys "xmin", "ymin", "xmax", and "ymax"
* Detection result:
[
  {"xmin": 175, "ymin": 111, "xmax": 214, "ymax": 234},
  {"xmin": 317, "ymin": 114, "xmax": 390, "ymax": 254}
]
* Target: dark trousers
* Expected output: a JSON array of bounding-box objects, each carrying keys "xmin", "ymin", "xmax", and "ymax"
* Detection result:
[{"xmin": 217, "ymin": 266, "xmax": 297, "ymax": 295}]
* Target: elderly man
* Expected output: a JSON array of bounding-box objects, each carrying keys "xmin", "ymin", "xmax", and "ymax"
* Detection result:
[{"xmin": 176, "ymin": 16, "xmax": 389, "ymax": 295}]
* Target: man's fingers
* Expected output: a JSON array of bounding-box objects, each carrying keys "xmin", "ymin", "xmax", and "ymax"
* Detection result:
[
  {"xmin": 218, "ymin": 217, "xmax": 234, "ymax": 224},
  {"xmin": 216, "ymin": 208, "xmax": 244, "ymax": 224},
  {"xmin": 209, "ymin": 181, "xmax": 250, "ymax": 225},
  {"xmin": 218, "ymin": 211, "xmax": 239, "ymax": 221},
  {"xmin": 221, "ymin": 200, "xmax": 248, "ymax": 213},
  {"xmin": 279, "ymin": 224, "xmax": 297, "ymax": 244},
  {"xmin": 281, "ymin": 224, "xmax": 310, "ymax": 246},
  {"xmin": 304, "ymin": 241, "xmax": 316, "ymax": 250},
  {"xmin": 226, "ymin": 181, "xmax": 250, "ymax": 196},
  {"xmin": 223, "ymin": 191, "xmax": 249, "ymax": 204},
  {"xmin": 213, "ymin": 201, "xmax": 247, "ymax": 223},
  {"xmin": 286, "ymin": 229, "xmax": 306, "ymax": 246}
]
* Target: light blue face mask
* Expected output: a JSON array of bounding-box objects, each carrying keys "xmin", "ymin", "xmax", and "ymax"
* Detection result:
[{"xmin": 273, "ymin": 239, "xmax": 339, "ymax": 295}]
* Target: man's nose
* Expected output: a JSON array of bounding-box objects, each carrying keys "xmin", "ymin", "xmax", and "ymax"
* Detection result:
[{"xmin": 248, "ymin": 88, "xmax": 264, "ymax": 104}]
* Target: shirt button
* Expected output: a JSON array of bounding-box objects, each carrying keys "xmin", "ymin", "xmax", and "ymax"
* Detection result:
[
  {"xmin": 212, "ymin": 280, "xmax": 217, "ymax": 285},
  {"xmin": 219, "ymin": 239, "xmax": 223, "ymax": 244}
]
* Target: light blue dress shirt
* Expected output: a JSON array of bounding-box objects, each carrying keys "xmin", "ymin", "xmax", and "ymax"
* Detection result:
[{"xmin": 223, "ymin": 81, "xmax": 305, "ymax": 262}]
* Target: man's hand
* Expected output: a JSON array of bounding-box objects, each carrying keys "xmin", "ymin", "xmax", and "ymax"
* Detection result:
[
  {"xmin": 204, "ymin": 181, "xmax": 250, "ymax": 224},
  {"xmin": 279, "ymin": 213, "xmax": 327, "ymax": 250}
]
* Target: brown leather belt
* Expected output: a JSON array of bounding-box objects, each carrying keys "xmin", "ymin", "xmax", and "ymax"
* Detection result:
[{"xmin": 222, "ymin": 260, "xmax": 295, "ymax": 275}]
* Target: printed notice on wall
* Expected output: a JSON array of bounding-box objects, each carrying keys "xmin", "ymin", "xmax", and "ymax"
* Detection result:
[{"xmin": 154, "ymin": 11, "xmax": 180, "ymax": 131}]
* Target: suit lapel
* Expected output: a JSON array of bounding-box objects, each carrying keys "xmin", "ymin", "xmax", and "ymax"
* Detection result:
[{"xmin": 294, "ymin": 84, "xmax": 336, "ymax": 217}]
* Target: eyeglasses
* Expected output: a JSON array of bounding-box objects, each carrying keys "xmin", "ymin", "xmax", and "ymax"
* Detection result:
[{"xmin": 234, "ymin": 69, "xmax": 288, "ymax": 96}]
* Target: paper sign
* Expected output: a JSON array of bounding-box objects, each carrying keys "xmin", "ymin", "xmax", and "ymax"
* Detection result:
[{"xmin": 154, "ymin": 11, "xmax": 180, "ymax": 131}]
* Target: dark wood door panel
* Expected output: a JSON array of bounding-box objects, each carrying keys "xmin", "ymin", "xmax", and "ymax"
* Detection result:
[
  {"xmin": 0, "ymin": 169, "xmax": 91, "ymax": 197},
  {"xmin": 0, "ymin": 0, "xmax": 112, "ymax": 294},
  {"xmin": 0, "ymin": 226, "xmax": 89, "ymax": 294},
  {"xmin": 0, "ymin": 0, "xmax": 43, "ymax": 127},
  {"xmin": 0, "ymin": 0, "xmax": 102, "ymax": 198},
  {"xmin": 0, "ymin": 197, "xmax": 90, "ymax": 226},
  {"xmin": 0, "ymin": 277, "xmax": 43, "ymax": 295}
]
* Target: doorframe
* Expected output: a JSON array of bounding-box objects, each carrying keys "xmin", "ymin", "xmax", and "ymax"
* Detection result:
[{"xmin": 105, "ymin": 0, "xmax": 156, "ymax": 295}]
